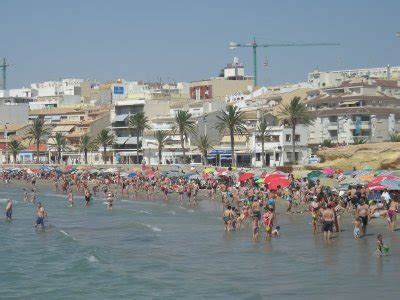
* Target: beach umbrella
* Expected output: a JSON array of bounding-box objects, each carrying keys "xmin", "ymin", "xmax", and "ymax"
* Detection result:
[
  {"xmin": 204, "ymin": 167, "xmax": 216, "ymax": 174},
  {"xmin": 127, "ymin": 172, "xmax": 137, "ymax": 178},
  {"xmin": 343, "ymin": 170, "xmax": 353, "ymax": 176},
  {"xmin": 322, "ymin": 167, "xmax": 335, "ymax": 175},
  {"xmin": 255, "ymin": 178, "xmax": 265, "ymax": 184},
  {"xmin": 238, "ymin": 172, "xmax": 254, "ymax": 182},
  {"xmin": 264, "ymin": 174, "xmax": 286, "ymax": 184},
  {"xmin": 267, "ymin": 178, "xmax": 290, "ymax": 190},
  {"xmin": 318, "ymin": 178, "xmax": 339, "ymax": 188},
  {"xmin": 370, "ymin": 175, "xmax": 399, "ymax": 184},
  {"xmin": 307, "ymin": 170, "xmax": 322, "ymax": 179},
  {"xmin": 367, "ymin": 183, "xmax": 387, "ymax": 191},
  {"xmin": 39, "ymin": 165, "xmax": 50, "ymax": 171},
  {"xmin": 380, "ymin": 180, "xmax": 400, "ymax": 190},
  {"xmin": 358, "ymin": 174, "xmax": 374, "ymax": 181},
  {"xmin": 363, "ymin": 165, "xmax": 373, "ymax": 171},
  {"xmin": 189, "ymin": 174, "xmax": 201, "ymax": 180}
]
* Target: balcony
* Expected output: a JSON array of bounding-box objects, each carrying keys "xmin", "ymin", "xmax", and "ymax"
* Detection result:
[
  {"xmin": 350, "ymin": 121, "xmax": 371, "ymax": 130},
  {"xmin": 328, "ymin": 122, "xmax": 338, "ymax": 130}
]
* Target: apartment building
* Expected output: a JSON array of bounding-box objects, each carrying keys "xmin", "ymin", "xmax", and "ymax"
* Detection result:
[{"xmin": 306, "ymin": 77, "xmax": 400, "ymax": 145}]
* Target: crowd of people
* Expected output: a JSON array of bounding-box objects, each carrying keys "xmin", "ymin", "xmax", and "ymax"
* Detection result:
[{"xmin": 1, "ymin": 165, "xmax": 398, "ymax": 255}]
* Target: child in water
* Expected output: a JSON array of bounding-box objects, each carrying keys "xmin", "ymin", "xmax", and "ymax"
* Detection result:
[
  {"xmin": 271, "ymin": 226, "xmax": 280, "ymax": 237},
  {"xmin": 352, "ymin": 217, "xmax": 361, "ymax": 239},
  {"xmin": 376, "ymin": 234, "xmax": 389, "ymax": 256}
]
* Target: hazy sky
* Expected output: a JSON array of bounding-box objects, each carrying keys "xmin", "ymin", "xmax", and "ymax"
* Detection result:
[{"xmin": 2, "ymin": 0, "xmax": 400, "ymax": 88}]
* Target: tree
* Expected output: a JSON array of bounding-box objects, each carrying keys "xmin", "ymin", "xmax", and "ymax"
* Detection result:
[
  {"xmin": 95, "ymin": 129, "xmax": 115, "ymax": 164},
  {"xmin": 54, "ymin": 132, "xmax": 69, "ymax": 164},
  {"xmin": 322, "ymin": 139, "xmax": 334, "ymax": 148},
  {"xmin": 154, "ymin": 130, "xmax": 170, "ymax": 164},
  {"xmin": 26, "ymin": 118, "xmax": 51, "ymax": 163},
  {"xmin": 8, "ymin": 139, "xmax": 24, "ymax": 164},
  {"xmin": 278, "ymin": 96, "xmax": 314, "ymax": 164},
  {"xmin": 215, "ymin": 106, "xmax": 247, "ymax": 166},
  {"xmin": 128, "ymin": 112, "xmax": 151, "ymax": 164},
  {"xmin": 257, "ymin": 117, "xmax": 271, "ymax": 168},
  {"xmin": 173, "ymin": 110, "xmax": 195, "ymax": 160},
  {"xmin": 193, "ymin": 134, "xmax": 214, "ymax": 166},
  {"xmin": 79, "ymin": 134, "xmax": 95, "ymax": 164}
]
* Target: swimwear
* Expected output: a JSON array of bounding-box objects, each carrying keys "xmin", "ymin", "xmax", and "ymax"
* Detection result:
[
  {"xmin": 388, "ymin": 209, "xmax": 396, "ymax": 220},
  {"xmin": 322, "ymin": 221, "xmax": 333, "ymax": 232},
  {"xmin": 253, "ymin": 211, "xmax": 261, "ymax": 220},
  {"xmin": 6, "ymin": 209, "xmax": 12, "ymax": 219},
  {"xmin": 36, "ymin": 217, "xmax": 44, "ymax": 227},
  {"xmin": 223, "ymin": 216, "xmax": 230, "ymax": 223},
  {"xmin": 354, "ymin": 227, "xmax": 360, "ymax": 238},
  {"xmin": 359, "ymin": 216, "xmax": 368, "ymax": 226}
]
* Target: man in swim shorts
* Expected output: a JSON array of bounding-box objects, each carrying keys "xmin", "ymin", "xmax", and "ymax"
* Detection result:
[
  {"xmin": 5, "ymin": 199, "xmax": 12, "ymax": 220},
  {"xmin": 357, "ymin": 201, "xmax": 370, "ymax": 236},
  {"xmin": 35, "ymin": 203, "xmax": 47, "ymax": 229},
  {"xmin": 322, "ymin": 204, "xmax": 334, "ymax": 241}
]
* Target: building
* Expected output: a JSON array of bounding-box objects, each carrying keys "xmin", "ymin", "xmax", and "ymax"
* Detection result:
[
  {"xmin": 31, "ymin": 79, "xmax": 83, "ymax": 97},
  {"xmin": 0, "ymin": 97, "xmax": 31, "ymax": 124},
  {"xmin": 189, "ymin": 58, "xmax": 254, "ymax": 101},
  {"xmin": 305, "ymin": 77, "xmax": 400, "ymax": 145},
  {"xmin": 111, "ymin": 99, "xmax": 171, "ymax": 164},
  {"xmin": 308, "ymin": 65, "xmax": 400, "ymax": 89}
]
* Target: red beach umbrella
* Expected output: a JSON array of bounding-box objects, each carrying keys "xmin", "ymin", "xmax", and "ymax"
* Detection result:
[
  {"xmin": 238, "ymin": 172, "xmax": 254, "ymax": 182},
  {"xmin": 268, "ymin": 178, "xmax": 291, "ymax": 190},
  {"xmin": 264, "ymin": 174, "xmax": 286, "ymax": 184}
]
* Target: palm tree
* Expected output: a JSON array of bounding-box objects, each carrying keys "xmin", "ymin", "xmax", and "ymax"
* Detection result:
[
  {"xmin": 26, "ymin": 118, "xmax": 51, "ymax": 163},
  {"xmin": 154, "ymin": 130, "xmax": 170, "ymax": 164},
  {"xmin": 353, "ymin": 137, "xmax": 367, "ymax": 145},
  {"xmin": 278, "ymin": 96, "xmax": 314, "ymax": 164},
  {"xmin": 173, "ymin": 110, "xmax": 195, "ymax": 159},
  {"xmin": 128, "ymin": 112, "xmax": 151, "ymax": 164},
  {"xmin": 78, "ymin": 134, "xmax": 94, "ymax": 164},
  {"xmin": 193, "ymin": 134, "xmax": 214, "ymax": 166},
  {"xmin": 54, "ymin": 132, "xmax": 69, "ymax": 164},
  {"xmin": 8, "ymin": 139, "xmax": 24, "ymax": 164},
  {"xmin": 215, "ymin": 106, "xmax": 247, "ymax": 166},
  {"xmin": 95, "ymin": 129, "xmax": 115, "ymax": 164},
  {"xmin": 257, "ymin": 117, "xmax": 270, "ymax": 168}
]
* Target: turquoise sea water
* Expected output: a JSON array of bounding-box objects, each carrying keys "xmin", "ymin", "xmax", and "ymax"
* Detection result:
[{"xmin": 0, "ymin": 184, "xmax": 399, "ymax": 299}]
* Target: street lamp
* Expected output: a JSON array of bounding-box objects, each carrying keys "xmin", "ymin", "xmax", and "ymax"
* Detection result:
[{"xmin": 0, "ymin": 122, "xmax": 9, "ymax": 164}]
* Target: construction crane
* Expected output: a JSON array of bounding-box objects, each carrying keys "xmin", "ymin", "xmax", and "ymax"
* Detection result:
[
  {"xmin": 229, "ymin": 37, "xmax": 340, "ymax": 86},
  {"xmin": 0, "ymin": 58, "xmax": 11, "ymax": 90}
]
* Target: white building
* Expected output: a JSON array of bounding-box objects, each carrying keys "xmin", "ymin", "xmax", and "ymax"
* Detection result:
[
  {"xmin": 31, "ymin": 78, "xmax": 83, "ymax": 97},
  {"xmin": 308, "ymin": 65, "xmax": 400, "ymax": 89}
]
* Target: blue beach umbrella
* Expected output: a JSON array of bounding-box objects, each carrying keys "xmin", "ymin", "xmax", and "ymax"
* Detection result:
[{"xmin": 127, "ymin": 172, "xmax": 137, "ymax": 178}]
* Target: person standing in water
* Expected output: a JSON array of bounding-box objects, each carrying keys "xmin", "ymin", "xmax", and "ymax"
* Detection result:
[
  {"xmin": 5, "ymin": 200, "xmax": 12, "ymax": 221},
  {"xmin": 106, "ymin": 192, "xmax": 114, "ymax": 210},
  {"xmin": 35, "ymin": 203, "xmax": 47, "ymax": 229},
  {"xmin": 357, "ymin": 200, "xmax": 370, "ymax": 237},
  {"xmin": 84, "ymin": 189, "xmax": 91, "ymax": 207},
  {"xmin": 67, "ymin": 189, "xmax": 74, "ymax": 207},
  {"xmin": 322, "ymin": 204, "xmax": 334, "ymax": 241}
]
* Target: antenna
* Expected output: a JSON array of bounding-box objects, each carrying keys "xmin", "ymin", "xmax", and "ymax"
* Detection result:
[{"xmin": 0, "ymin": 58, "xmax": 11, "ymax": 90}]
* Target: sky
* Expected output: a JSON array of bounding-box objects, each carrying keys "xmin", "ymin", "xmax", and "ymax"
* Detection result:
[{"xmin": 1, "ymin": 0, "xmax": 400, "ymax": 88}]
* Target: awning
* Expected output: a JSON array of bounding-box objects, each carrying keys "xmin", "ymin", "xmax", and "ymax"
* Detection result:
[
  {"xmin": 221, "ymin": 135, "xmax": 247, "ymax": 143},
  {"xmin": 338, "ymin": 101, "xmax": 360, "ymax": 106},
  {"xmin": 126, "ymin": 137, "xmax": 141, "ymax": 145},
  {"xmin": 52, "ymin": 125, "xmax": 75, "ymax": 132},
  {"xmin": 116, "ymin": 137, "xmax": 129, "ymax": 145},
  {"xmin": 113, "ymin": 114, "xmax": 129, "ymax": 122}
]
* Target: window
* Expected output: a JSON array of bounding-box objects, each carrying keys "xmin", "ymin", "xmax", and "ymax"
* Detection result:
[
  {"xmin": 295, "ymin": 135, "xmax": 300, "ymax": 142},
  {"xmin": 256, "ymin": 153, "xmax": 261, "ymax": 161},
  {"xmin": 286, "ymin": 134, "xmax": 291, "ymax": 142},
  {"xmin": 275, "ymin": 153, "xmax": 279, "ymax": 161}
]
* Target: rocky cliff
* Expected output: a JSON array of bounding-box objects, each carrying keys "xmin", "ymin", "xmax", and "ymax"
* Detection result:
[{"xmin": 309, "ymin": 142, "xmax": 400, "ymax": 170}]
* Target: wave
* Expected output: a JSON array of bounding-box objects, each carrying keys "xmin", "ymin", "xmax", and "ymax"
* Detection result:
[
  {"xmin": 139, "ymin": 210, "xmax": 151, "ymax": 215},
  {"xmin": 87, "ymin": 255, "xmax": 99, "ymax": 263},
  {"xmin": 167, "ymin": 211, "xmax": 176, "ymax": 215},
  {"xmin": 142, "ymin": 223, "xmax": 162, "ymax": 232},
  {"xmin": 59, "ymin": 230, "xmax": 78, "ymax": 241}
]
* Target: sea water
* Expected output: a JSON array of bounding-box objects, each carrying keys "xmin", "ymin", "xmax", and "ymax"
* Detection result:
[{"xmin": 0, "ymin": 184, "xmax": 399, "ymax": 299}]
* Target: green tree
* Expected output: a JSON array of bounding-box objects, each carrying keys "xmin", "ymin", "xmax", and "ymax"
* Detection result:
[
  {"xmin": 193, "ymin": 134, "xmax": 214, "ymax": 166},
  {"xmin": 129, "ymin": 112, "xmax": 151, "ymax": 164},
  {"xmin": 173, "ymin": 110, "xmax": 195, "ymax": 160},
  {"xmin": 322, "ymin": 139, "xmax": 334, "ymax": 148},
  {"xmin": 257, "ymin": 117, "xmax": 271, "ymax": 168},
  {"xmin": 54, "ymin": 132, "xmax": 69, "ymax": 164},
  {"xmin": 8, "ymin": 139, "xmax": 24, "ymax": 164},
  {"xmin": 278, "ymin": 96, "xmax": 314, "ymax": 164},
  {"xmin": 78, "ymin": 134, "xmax": 95, "ymax": 164},
  {"xmin": 26, "ymin": 118, "xmax": 51, "ymax": 163},
  {"xmin": 353, "ymin": 137, "xmax": 367, "ymax": 145},
  {"xmin": 154, "ymin": 130, "xmax": 170, "ymax": 164},
  {"xmin": 95, "ymin": 129, "xmax": 115, "ymax": 164},
  {"xmin": 215, "ymin": 106, "xmax": 247, "ymax": 166}
]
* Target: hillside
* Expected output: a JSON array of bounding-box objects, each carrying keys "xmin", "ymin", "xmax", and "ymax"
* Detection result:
[{"xmin": 309, "ymin": 142, "xmax": 400, "ymax": 170}]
